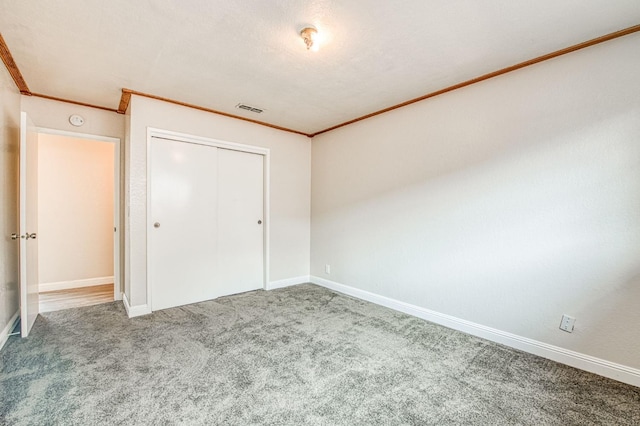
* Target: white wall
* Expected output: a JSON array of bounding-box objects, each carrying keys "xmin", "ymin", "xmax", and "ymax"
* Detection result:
[
  {"xmin": 311, "ymin": 33, "xmax": 640, "ymax": 370},
  {"xmin": 21, "ymin": 97, "xmax": 125, "ymax": 138},
  {"xmin": 0, "ymin": 58, "xmax": 21, "ymax": 347},
  {"xmin": 126, "ymin": 95, "xmax": 311, "ymax": 308},
  {"xmin": 37, "ymin": 133, "xmax": 114, "ymax": 287}
]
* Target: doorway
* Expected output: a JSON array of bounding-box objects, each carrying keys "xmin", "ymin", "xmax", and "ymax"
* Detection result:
[{"xmin": 36, "ymin": 130, "xmax": 120, "ymax": 313}]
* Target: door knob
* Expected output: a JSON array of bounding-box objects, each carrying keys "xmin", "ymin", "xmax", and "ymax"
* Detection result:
[
  {"xmin": 26, "ymin": 233, "xmax": 37, "ymax": 240},
  {"xmin": 257, "ymin": 220, "xmax": 262, "ymax": 225},
  {"xmin": 154, "ymin": 222, "xmax": 161, "ymax": 228},
  {"xmin": 11, "ymin": 233, "xmax": 18, "ymax": 240}
]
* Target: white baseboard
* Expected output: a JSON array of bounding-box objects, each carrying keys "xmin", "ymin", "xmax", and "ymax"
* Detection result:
[
  {"xmin": 39, "ymin": 276, "xmax": 114, "ymax": 293},
  {"xmin": 266, "ymin": 275, "xmax": 310, "ymax": 290},
  {"xmin": 310, "ymin": 276, "xmax": 640, "ymax": 388},
  {"xmin": 122, "ymin": 293, "xmax": 152, "ymax": 318},
  {"xmin": 0, "ymin": 310, "xmax": 20, "ymax": 351}
]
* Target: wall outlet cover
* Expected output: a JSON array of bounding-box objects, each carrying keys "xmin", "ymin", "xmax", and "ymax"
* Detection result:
[{"xmin": 559, "ymin": 314, "xmax": 576, "ymax": 333}]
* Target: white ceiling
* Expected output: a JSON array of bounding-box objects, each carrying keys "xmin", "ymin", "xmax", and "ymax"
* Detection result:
[{"xmin": 1, "ymin": 1, "xmax": 639, "ymax": 135}]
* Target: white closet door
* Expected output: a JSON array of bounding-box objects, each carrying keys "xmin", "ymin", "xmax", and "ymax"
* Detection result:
[
  {"xmin": 150, "ymin": 138, "xmax": 219, "ymax": 311},
  {"xmin": 149, "ymin": 138, "xmax": 265, "ymax": 312},
  {"xmin": 217, "ymin": 148, "xmax": 264, "ymax": 295}
]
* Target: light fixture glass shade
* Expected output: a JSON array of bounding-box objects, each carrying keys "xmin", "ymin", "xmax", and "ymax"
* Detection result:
[{"xmin": 300, "ymin": 27, "xmax": 318, "ymax": 51}]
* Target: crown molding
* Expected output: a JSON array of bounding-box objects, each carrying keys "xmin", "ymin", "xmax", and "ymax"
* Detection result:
[
  {"xmin": 0, "ymin": 33, "xmax": 30, "ymax": 94},
  {"xmin": 310, "ymin": 24, "xmax": 640, "ymax": 137}
]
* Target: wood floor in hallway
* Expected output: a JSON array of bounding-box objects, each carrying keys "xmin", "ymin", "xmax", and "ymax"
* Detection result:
[{"xmin": 39, "ymin": 284, "xmax": 114, "ymax": 313}]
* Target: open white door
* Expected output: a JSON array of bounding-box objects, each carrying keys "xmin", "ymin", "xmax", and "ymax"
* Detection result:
[{"xmin": 19, "ymin": 112, "xmax": 39, "ymax": 337}]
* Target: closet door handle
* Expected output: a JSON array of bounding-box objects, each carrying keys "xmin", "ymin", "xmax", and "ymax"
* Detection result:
[{"xmin": 257, "ymin": 220, "xmax": 262, "ymax": 225}]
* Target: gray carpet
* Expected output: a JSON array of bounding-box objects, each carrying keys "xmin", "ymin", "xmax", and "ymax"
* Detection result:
[{"xmin": 1, "ymin": 284, "xmax": 639, "ymax": 425}]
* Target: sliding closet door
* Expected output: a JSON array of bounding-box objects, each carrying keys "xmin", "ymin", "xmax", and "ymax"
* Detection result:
[
  {"xmin": 217, "ymin": 148, "xmax": 264, "ymax": 295},
  {"xmin": 149, "ymin": 138, "xmax": 265, "ymax": 311},
  {"xmin": 149, "ymin": 138, "xmax": 219, "ymax": 311}
]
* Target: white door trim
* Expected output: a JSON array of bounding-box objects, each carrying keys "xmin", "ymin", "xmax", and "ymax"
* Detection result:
[
  {"xmin": 146, "ymin": 127, "xmax": 271, "ymax": 312},
  {"xmin": 36, "ymin": 127, "xmax": 122, "ymax": 301}
]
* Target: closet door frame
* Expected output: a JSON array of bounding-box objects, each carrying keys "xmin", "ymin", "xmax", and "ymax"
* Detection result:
[{"xmin": 146, "ymin": 127, "xmax": 270, "ymax": 311}]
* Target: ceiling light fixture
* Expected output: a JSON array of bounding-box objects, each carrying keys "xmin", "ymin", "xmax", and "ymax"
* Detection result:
[{"xmin": 300, "ymin": 26, "xmax": 319, "ymax": 51}]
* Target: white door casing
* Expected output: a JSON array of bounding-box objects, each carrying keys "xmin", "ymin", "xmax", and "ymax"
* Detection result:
[
  {"xmin": 19, "ymin": 112, "xmax": 39, "ymax": 337},
  {"xmin": 148, "ymin": 133, "xmax": 266, "ymax": 312}
]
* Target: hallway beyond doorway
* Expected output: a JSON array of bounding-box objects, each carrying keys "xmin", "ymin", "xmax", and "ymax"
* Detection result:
[{"xmin": 39, "ymin": 284, "xmax": 113, "ymax": 313}]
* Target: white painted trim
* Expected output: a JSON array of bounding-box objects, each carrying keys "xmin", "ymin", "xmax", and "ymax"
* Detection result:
[
  {"xmin": 147, "ymin": 127, "xmax": 270, "ymax": 156},
  {"xmin": 122, "ymin": 293, "xmax": 151, "ymax": 318},
  {"xmin": 0, "ymin": 310, "xmax": 20, "ymax": 350},
  {"xmin": 112, "ymin": 135, "xmax": 122, "ymax": 301},
  {"xmin": 36, "ymin": 127, "xmax": 120, "ymax": 144},
  {"xmin": 263, "ymin": 151, "xmax": 270, "ymax": 292},
  {"xmin": 267, "ymin": 275, "xmax": 310, "ymax": 290},
  {"xmin": 310, "ymin": 276, "xmax": 640, "ymax": 388},
  {"xmin": 146, "ymin": 127, "xmax": 271, "ymax": 312},
  {"xmin": 39, "ymin": 276, "xmax": 115, "ymax": 293},
  {"xmin": 36, "ymin": 127, "xmax": 122, "ymax": 303}
]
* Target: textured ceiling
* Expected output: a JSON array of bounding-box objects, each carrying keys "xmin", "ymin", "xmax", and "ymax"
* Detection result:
[{"xmin": 1, "ymin": 1, "xmax": 639, "ymax": 134}]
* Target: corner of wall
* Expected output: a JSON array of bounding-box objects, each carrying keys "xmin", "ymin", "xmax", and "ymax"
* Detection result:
[{"xmin": 0, "ymin": 62, "xmax": 22, "ymax": 345}]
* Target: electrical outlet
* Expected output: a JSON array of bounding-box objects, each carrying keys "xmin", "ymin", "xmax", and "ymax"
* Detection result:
[
  {"xmin": 559, "ymin": 314, "xmax": 576, "ymax": 333},
  {"xmin": 325, "ymin": 264, "xmax": 331, "ymax": 274}
]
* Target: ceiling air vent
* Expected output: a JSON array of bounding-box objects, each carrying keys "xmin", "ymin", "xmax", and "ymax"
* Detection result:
[{"xmin": 235, "ymin": 103, "xmax": 264, "ymax": 114}]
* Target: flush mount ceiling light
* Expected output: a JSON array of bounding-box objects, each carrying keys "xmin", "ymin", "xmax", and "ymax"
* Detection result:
[{"xmin": 300, "ymin": 26, "xmax": 319, "ymax": 51}]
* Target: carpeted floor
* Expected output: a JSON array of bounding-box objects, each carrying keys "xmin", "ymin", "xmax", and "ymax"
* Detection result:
[{"xmin": 1, "ymin": 284, "xmax": 639, "ymax": 425}]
